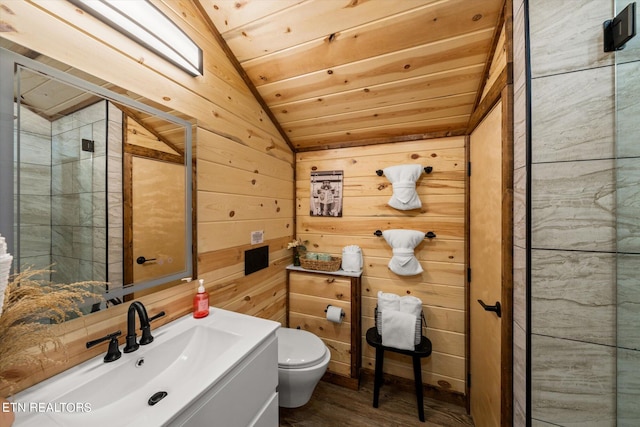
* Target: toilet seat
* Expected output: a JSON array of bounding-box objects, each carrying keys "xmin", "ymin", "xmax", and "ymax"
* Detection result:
[{"xmin": 277, "ymin": 328, "xmax": 328, "ymax": 369}]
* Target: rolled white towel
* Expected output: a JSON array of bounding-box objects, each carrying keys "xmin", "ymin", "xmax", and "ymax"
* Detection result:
[
  {"xmin": 400, "ymin": 295, "xmax": 422, "ymax": 317},
  {"xmin": 341, "ymin": 245, "xmax": 362, "ymax": 272},
  {"xmin": 377, "ymin": 292, "xmax": 425, "ymax": 344},
  {"xmin": 382, "ymin": 230, "xmax": 425, "ymax": 276},
  {"xmin": 381, "ymin": 309, "xmax": 416, "ymax": 350},
  {"xmin": 377, "ymin": 291, "xmax": 401, "ymax": 311},
  {"xmin": 382, "ymin": 164, "xmax": 423, "ymax": 210}
]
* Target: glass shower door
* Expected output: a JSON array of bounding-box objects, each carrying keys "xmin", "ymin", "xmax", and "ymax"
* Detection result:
[{"xmin": 615, "ymin": 1, "xmax": 640, "ymax": 425}]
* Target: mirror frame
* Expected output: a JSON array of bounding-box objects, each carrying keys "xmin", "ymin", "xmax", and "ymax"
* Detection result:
[{"xmin": 0, "ymin": 47, "xmax": 193, "ymax": 300}]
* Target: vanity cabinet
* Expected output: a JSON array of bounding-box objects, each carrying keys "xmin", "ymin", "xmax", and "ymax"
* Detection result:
[
  {"xmin": 172, "ymin": 333, "xmax": 278, "ymax": 427},
  {"xmin": 286, "ymin": 266, "xmax": 362, "ymax": 389}
]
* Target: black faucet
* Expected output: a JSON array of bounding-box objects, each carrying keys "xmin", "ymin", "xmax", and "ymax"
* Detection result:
[{"xmin": 123, "ymin": 301, "xmax": 165, "ymax": 353}]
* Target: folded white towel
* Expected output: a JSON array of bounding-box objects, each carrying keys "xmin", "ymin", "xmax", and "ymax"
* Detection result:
[
  {"xmin": 382, "ymin": 230, "xmax": 424, "ymax": 276},
  {"xmin": 382, "ymin": 164, "xmax": 423, "ymax": 210},
  {"xmin": 400, "ymin": 295, "xmax": 423, "ymax": 345},
  {"xmin": 381, "ymin": 309, "xmax": 416, "ymax": 350},
  {"xmin": 377, "ymin": 291, "xmax": 400, "ymax": 334}
]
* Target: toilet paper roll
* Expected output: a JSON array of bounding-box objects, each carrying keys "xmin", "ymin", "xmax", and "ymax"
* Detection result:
[{"xmin": 326, "ymin": 305, "xmax": 344, "ymax": 324}]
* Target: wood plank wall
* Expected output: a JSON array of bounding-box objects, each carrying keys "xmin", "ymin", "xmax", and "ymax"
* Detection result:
[
  {"xmin": 0, "ymin": 0, "xmax": 293, "ymax": 395},
  {"xmin": 196, "ymin": 127, "xmax": 293, "ymax": 324},
  {"xmin": 295, "ymin": 137, "xmax": 467, "ymax": 394}
]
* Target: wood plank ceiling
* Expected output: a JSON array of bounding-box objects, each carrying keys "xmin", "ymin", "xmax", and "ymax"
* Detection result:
[{"xmin": 197, "ymin": 0, "xmax": 505, "ymax": 152}]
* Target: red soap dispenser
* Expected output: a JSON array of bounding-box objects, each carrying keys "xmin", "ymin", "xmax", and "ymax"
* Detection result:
[{"xmin": 193, "ymin": 279, "xmax": 209, "ymax": 318}]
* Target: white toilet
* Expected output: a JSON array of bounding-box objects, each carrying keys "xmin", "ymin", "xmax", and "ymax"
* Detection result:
[{"xmin": 277, "ymin": 327, "xmax": 331, "ymax": 408}]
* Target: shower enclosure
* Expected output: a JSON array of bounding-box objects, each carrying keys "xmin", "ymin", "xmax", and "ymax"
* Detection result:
[
  {"xmin": 14, "ymin": 66, "xmax": 123, "ymax": 313},
  {"xmin": 615, "ymin": 1, "xmax": 640, "ymax": 424}
]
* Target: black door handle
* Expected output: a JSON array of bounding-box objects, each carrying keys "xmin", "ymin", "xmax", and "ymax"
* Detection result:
[
  {"xmin": 136, "ymin": 256, "xmax": 157, "ymax": 265},
  {"xmin": 477, "ymin": 299, "xmax": 502, "ymax": 318}
]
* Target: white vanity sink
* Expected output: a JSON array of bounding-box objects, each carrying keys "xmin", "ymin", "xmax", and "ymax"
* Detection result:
[{"xmin": 12, "ymin": 308, "xmax": 280, "ymax": 426}]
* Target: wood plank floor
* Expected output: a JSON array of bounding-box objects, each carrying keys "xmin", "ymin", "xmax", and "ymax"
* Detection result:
[{"xmin": 279, "ymin": 372, "xmax": 475, "ymax": 427}]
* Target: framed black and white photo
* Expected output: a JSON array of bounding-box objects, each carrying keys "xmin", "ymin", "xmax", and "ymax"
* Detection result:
[{"xmin": 310, "ymin": 170, "xmax": 343, "ymax": 217}]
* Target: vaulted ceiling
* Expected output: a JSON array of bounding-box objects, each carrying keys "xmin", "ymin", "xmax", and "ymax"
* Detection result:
[
  {"xmin": 3, "ymin": 0, "xmax": 506, "ymax": 154},
  {"xmin": 197, "ymin": 0, "xmax": 505, "ymax": 151}
]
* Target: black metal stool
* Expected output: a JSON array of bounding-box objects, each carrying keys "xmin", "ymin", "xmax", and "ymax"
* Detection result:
[{"xmin": 365, "ymin": 327, "xmax": 433, "ymax": 422}]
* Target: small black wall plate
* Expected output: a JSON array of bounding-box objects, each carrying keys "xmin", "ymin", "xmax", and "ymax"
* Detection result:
[
  {"xmin": 604, "ymin": 2, "xmax": 637, "ymax": 52},
  {"xmin": 81, "ymin": 138, "xmax": 95, "ymax": 152},
  {"xmin": 245, "ymin": 245, "xmax": 269, "ymax": 275}
]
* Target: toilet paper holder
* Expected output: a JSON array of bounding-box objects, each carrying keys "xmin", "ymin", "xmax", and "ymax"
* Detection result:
[{"xmin": 325, "ymin": 305, "xmax": 345, "ymax": 318}]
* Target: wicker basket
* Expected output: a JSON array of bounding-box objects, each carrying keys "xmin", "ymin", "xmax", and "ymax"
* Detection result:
[{"xmin": 299, "ymin": 256, "xmax": 342, "ymax": 272}]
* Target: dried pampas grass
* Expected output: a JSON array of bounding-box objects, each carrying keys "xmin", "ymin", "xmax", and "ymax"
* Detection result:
[{"xmin": 0, "ymin": 267, "xmax": 104, "ymax": 395}]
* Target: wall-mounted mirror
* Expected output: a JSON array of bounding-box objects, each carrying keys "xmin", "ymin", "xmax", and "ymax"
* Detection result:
[{"xmin": 0, "ymin": 46, "xmax": 194, "ymax": 313}]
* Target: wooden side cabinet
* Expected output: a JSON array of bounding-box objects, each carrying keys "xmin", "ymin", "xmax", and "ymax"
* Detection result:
[{"xmin": 286, "ymin": 265, "xmax": 362, "ymax": 390}]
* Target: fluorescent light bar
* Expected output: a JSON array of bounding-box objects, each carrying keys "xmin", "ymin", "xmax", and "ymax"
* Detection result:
[{"xmin": 69, "ymin": 0, "xmax": 203, "ymax": 76}]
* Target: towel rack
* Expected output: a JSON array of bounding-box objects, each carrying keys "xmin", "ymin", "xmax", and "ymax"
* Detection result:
[
  {"xmin": 376, "ymin": 166, "xmax": 433, "ymax": 176},
  {"xmin": 373, "ymin": 230, "xmax": 436, "ymax": 239}
]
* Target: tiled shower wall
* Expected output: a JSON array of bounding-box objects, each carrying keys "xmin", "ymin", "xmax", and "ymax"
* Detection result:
[
  {"xmin": 49, "ymin": 100, "xmax": 124, "ymax": 294},
  {"xmin": 50, "ymin": 101, "xmax": 107, "ymax": 285},
  {"xmin": 526, "ymin": 0, "xmax": 640, "ymax": 425},
  {"xmin": 17, "ymin": 100, "xmax": 122, "ymax": 300},
  {"xmin": 16, "ymin": 104, "xmax": 52, "ymax": 278}
]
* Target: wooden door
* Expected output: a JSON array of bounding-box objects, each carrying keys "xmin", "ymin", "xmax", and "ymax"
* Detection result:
[
  {"xmin": 131, "ymin": 156, "xmax": 186, "ymax": 283},
  {"xmin": 469, "ymin": 100, "xmax": 506, "ymax": 426}
]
